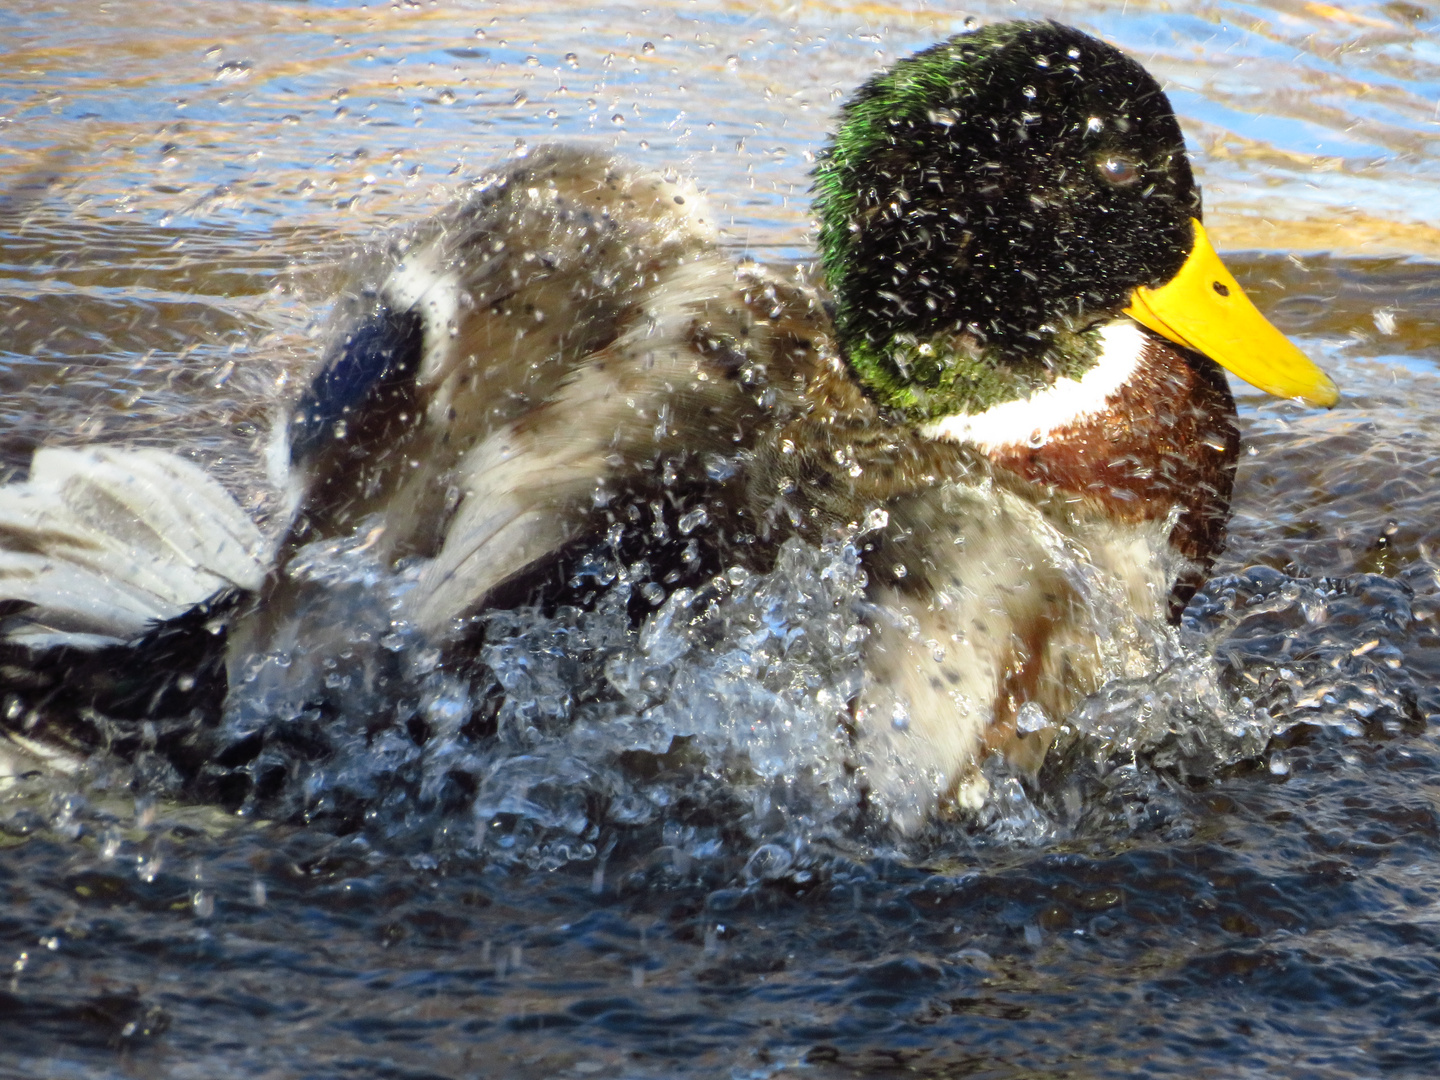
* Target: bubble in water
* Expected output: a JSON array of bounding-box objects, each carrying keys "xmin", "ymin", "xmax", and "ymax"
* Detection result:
[{"xmin": 743, "ymin": 843, "xmax": 794, "ymax": 882}]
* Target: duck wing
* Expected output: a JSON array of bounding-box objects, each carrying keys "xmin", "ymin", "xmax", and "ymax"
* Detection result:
[{"xmin": 286, "ymin": 146, "xmax": 831, "ymax": 637}]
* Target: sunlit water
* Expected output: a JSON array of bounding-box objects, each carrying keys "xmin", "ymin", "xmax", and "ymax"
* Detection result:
[{"xmin": 4, "ymin": 1, "xmax": 1440, "ymax": 1076}]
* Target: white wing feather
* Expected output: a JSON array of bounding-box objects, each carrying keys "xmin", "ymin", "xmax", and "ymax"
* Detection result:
[{"xmin": 0, "ymin": 446, "xmax": 267, "ymax": 646}]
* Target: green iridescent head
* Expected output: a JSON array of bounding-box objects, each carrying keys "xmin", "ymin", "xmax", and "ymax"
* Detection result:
[{"xmin": 813, "ymin": 21, "xmax": 1202, "ymax": 418}]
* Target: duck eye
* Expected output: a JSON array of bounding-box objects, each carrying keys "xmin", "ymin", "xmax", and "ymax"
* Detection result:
[{"xmin": 1098, "ymin": 156, "xmax": 1139, "ymax": 187}]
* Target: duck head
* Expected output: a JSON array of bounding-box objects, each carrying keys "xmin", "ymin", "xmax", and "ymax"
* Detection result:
[{"xmin": 813, "ymin": 20, "xmax": 1337, "ymax": 420}]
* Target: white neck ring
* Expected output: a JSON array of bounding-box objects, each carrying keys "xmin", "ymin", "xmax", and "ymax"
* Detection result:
[{"xmin": 920, "ymin": 320, "xmax": 1147, "ymax": 453}]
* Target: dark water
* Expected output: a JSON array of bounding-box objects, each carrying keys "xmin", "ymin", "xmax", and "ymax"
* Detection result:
[{"xmin": 5, "ymin": 1, "xmax": 1440, "ymax": 1077}]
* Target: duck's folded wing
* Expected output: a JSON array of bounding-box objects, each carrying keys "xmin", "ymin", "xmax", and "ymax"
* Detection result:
[
  {"xmin": 0, "ymin": 446, "xmax": 267, "ymax": 648},
  {"xmin": 400, "ymin": 256, "xmax": 793, "ymax": 638},
  {"xmin": 402, "ymin": 322, "xmax": 717, "ymax": 638}
]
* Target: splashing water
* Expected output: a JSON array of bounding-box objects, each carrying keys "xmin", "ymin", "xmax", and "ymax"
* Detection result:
[
  {"xmin": 212, "ymin": 526, "xmax": 876, "ymax": 867},
  {"xmin": 193, "ymin": 505, "xmax": 1407, "ymax": 873}
]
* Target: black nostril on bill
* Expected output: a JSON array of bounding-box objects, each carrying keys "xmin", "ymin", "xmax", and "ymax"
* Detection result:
[{"xmin": 1213, "ymin": 281, "xmax": 1230, "ymax": 297}]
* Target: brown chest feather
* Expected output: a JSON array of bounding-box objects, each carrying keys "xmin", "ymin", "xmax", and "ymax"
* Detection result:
[{"xmin": 983, "ymin": 333, "xmax": 1239, "ymax": 571}]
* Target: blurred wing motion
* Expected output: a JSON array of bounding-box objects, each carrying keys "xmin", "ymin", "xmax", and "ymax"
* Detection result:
[
  {"xmin": 284, "ymin": 146, "xmax": 825, "ymax": 638},
  {"xmin": 0, "ymin": 446, "xmax": 267, "ymax": 649}
]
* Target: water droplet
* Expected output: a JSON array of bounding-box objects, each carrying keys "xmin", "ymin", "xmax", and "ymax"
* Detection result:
[
  {"xmin": 611, "ymin": 113, "xmax": 626, "ymax": 125},
  {"xmin": 214, "ymin": 60, "xmax": 252, "ymax": 83},
  {"xmin": 642, "ymin": 41, "xmax": 656, "ymax": 54},
  {"xmin": 545, "ymin": 108, "xmax": 558, "ymax": 119},
  {"xmin": 891, "ymin": 703, "xmax": 910, "ymax": 731},
  {"xmin": 564, "ymin": 52, "xmax": 580, "ymax": 68},
  {"xmin": 437, "ymin": 88, "xmax": 456, "ymax": 105},
  {"xmin": 725, "ymin": 55, "xmax": 740, "ymax": 70},
  {"xmin": 743, "ymin": 843, "xmax": 793, "ymax": 882},
  {"xmin": 704, "ymin": 453, "xmax": 736, "ymax": 481},
  {"xmin": 678, "ymin": 507, "xmax": 709, "ymax": 535},
  {"xmin": 524, "ymin": 55, "xmax": 540, "ymax": 67},
  {"xmin": 1016, "ymin": 702, "xmax": 1049, "ymax": 734}
]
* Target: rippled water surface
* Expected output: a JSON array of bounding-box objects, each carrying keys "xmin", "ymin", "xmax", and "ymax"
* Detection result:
[{"xmin": 5, "ymin": 1, "xmax": 1440, "ymax": 1076}]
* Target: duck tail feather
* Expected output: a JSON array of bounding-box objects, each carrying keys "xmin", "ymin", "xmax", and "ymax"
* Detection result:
[{"xmin": 0, "ymin": 445, "xmax": 269, "ymax": 649}]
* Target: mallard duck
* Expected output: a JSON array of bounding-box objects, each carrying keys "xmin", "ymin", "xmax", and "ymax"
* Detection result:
[{"xmin": 0, "ymin": 21, "xmax": 1335, "ymax": 827}]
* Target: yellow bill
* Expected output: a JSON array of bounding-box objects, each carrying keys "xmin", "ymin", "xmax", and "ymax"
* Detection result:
[{"xmin": 1124, "ymin": 218, "xmax": 1339, "ymax": 408}]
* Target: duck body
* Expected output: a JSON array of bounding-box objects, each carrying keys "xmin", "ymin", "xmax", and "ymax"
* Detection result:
[{"xmin": 0, "ymin": 22, "xmax": 1336, "ymax": 828}]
